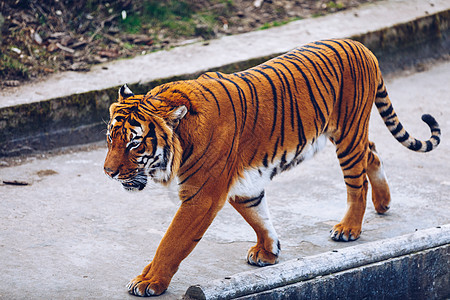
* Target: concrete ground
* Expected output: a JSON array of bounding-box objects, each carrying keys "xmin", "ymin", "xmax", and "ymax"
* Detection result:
[{"xmin": 1, "ymin": 60, "xmax": 449, "ymax": 299}]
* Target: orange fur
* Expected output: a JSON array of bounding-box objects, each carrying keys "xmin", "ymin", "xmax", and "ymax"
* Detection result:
[{"xmin": 103, "ymin": 39, "xmax": 440, "ymax": 296}]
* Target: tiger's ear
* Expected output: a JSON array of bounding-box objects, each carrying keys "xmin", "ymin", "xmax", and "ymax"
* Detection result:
[
  {"xmin": 167, "ymin": 105, "xmax": 188, "ymax": 128},
  {"xmin": 118, "ymin": 84, "xmax": 134, "ymax": 102}
]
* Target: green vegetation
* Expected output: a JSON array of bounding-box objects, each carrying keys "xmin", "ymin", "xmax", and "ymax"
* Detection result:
[
  {"xmin": 0, "ymin": 53, "xmax": 29, "ymax": 79},
  {"xmin": 327, "ymin": 1, "xmax": 344, "ymax": 10},
  {"xmin": 119, "ymin": 0, "xmax": 232, "ymax": 38},
  {"xmin": 312, "ymin": 1, "xmax": 345, "ymax": 18},
  {"xmin": 259, "ymin": 17, "xmax": 302, "ymax": 30}
]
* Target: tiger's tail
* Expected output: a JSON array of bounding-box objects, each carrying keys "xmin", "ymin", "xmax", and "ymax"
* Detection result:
[{"xmin": 375, "ymin": 77, "xmax": 441, "ymax": 152}]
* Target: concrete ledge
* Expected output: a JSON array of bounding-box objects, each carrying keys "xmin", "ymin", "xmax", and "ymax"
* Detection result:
[
  {"xmin": 0, "ymin": 5, "xmax": 449, "ymax": 157},
  {"xmin": 236, "ymin": 245, "xmax": 450, "ymax": 300},
  {"xmin": 352, "ymin": 9, "xmax": 449, "ymax": 74},
  {"xmin": 184, "ymin": 225, "xmax": 450, "ymax": 299}
]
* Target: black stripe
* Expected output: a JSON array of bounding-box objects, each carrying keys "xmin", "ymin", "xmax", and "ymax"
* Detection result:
[
  {"xmin": 379, "ymin": 105, "xmax": 394, "ymax": 118},
  {"xmin": 295, "ymin": 50, "xmax": 330, "ymax": 115},
  {"xmin": 342, "ymin": 95, "xmax": 371, "ymax": 154},
  {"xmin": 345, "ymin": 182, "xmax": 363, "ymax": 189},
  {"xmin": 271, "ymin": 137, "xmax": 279, "ymax": 162},
  {"xmin": 342, "ymin": 151, "xmax": 366, "ymax": 171},
  {"xmin": 220, "ymin": 76, "xmax": 248, "ymax": 134},
  {"xmin": 313, "ymin": 41, "xmax": 346, "ymax": 73},
  {"xmin": 171, "ymin": 89, "xmax": 190, "ymax": 101},
  {"xmin": 283, "ymin": 52, "xmax": 326, "ymax": 125},
  {"xmin": 252, "ymin": 69, "xmax": 278, "ymax": 137},
  {"xmin": 348, "ymin": 40, "xmax": 368, "ymax": 102},
  {"xmin": 182, "ymin": 177, "xmax": 210, "ymax": 202},
  {"xmin": 299, "ymin": 48, "xmax": 337, "ymax": 103},
  {"xmin": 304, "ymin": 44, "xmax": 341, "ymax": 83},
  {"xmin": 280, "ymin": 151, "xmax": 287, "ymax": 169},
  {"xmin": 181, "ymin": 143, "xmax": 194, "ymax": 166},
  {"xmin": 247, "ymin": 191, "xmax": 265, "ymax": 208},
  {"xmin": 390, "ymin": 123, "xmax": 403, "ymax": 136},
  {"xmin": 248, "ymin": 147, "xmax": 259, "ymax": 166},
  {"xmin": 331, "ymin": 40, "xmax": 354, "ymax": 80},
  {"xmin": 145, "ymin": 122, "xmax": 157, "ymax": 155},
  {"xmin": 136, "ymin": 146, "xmax": 146, "ymax": 154},
  {"xmin": 178, "ymin": 137, "xmax": 213, "ymax": 185},
  {"xmin": 311, "ymin": 41, "xmax": 345, "ymax": 133},
  {"xmin": 375, "ymin": 101, "xmax": 388, "ymax": 108},
  {"xmin": 197, "ymin": 81, "xmax": 221, "ymax": 115},
  {"xmin": 263, "ymin": 64, "xmax": 288, "ymax": 145},
  {"xmin": 344, "ymin": 169, "xmax": 366, "ymax": 179},
  {"xmin": 376, "ymin": 90, "xmax": 388, "ymax": 98},
  {"xmin": 161, "ymin": 145, "xmax": 171, "ymax": 169},
  {"xmin": 408, "ymin": 140, "xmax": 422, "ymax": 151},
  {"xmin": 384, "ymin": 120, "xmax": 396, "ymax": 127},
  {"xmin": 128, "ymin": 118, "xmax": 141, "ymax": 128},
  {"xmin": 203, "ymin": 74, "xmax": 238, "ymax": 176},
  {"xmin": 140, "ymin": 101, "xmax": 159, "ymax": 114},
  {"xmin": 114, "ymin": 116, "xmax": 125, "ymax": 123},
  {"xmin": 235, "ymin": 191, "xmax": 265, "ymax": 207},
  {"xmin": 425, "ymin": 140, "xmax": 433, "ymax": 152},
  {"xmin": 396, "ymin": 132, "xmax": 409, "ymax": 143},
  {"xmin": 238, "ymin": 73, "xmax": 260, "ymax": 129},
  {"xmin": 274, "ymin": 61, "xmax": 298, "ymax": 131},
  {"xmin": 280, "ymin": 57, "xmax": 307, "ymax": 144},
  {"xmin": 270, "ymin": 168, "xmax": 278, "ymax": 180},
  {"xmin": 263, "ymin": 154, "xmax": 269, "ymax": 168}
]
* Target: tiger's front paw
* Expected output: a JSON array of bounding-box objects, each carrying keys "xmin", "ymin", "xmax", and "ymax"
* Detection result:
[
  {"xmin": 330, "ymin": 223, "xmax": 361, "ymax": 242},
  {"xmin": 247, "ymin": 244, "xmax": 279, "ymax": 267},
  {"xmin": 126, "ymin": 275, "xmax": 168, "ymax": 297}
]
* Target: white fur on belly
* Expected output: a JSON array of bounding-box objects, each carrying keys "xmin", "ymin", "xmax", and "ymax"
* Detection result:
[{"xmin": 229, "ymin": 134, "xmax": 328, "ymax": 199}]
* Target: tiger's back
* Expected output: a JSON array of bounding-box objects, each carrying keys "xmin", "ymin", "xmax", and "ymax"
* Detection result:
[
  {"xmin": 104, "ymin": 39, "xmax": 440, "ymax": 296},
  {"xmin": 166, "ymin": 40, "xmax": 380, "ymax": 193}
]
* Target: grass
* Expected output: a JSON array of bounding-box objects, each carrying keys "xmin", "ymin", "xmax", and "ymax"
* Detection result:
[
  {"xmin": 0, "ymin": 53, "xmax": 29, "ymax": 79},
  {"xmin": 118, "ymin": 0, "xmax": 232, "ymax": 38},
  {"xmin": 312, "ymin": 1, "xmax": 345, "ymax": 18},
  {"xmin": 119, "ymin": 1, "xmax": 198, "ymax": 37},
  {"xmin": 119, "ymin": 2, "xmax": 194, "ymax": 34},
  {"xmin": 327, "ymin": 1, "xmax": 344, "ymax": 10},
  {"xmin": 259, "ymin": 17, "xmax": 302, "ymax": 30}
]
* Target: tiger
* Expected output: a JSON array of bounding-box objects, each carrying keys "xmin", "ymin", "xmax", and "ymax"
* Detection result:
[{"xmin": 103, "ymin": 39, "xmax": 441, "ymax": 296}]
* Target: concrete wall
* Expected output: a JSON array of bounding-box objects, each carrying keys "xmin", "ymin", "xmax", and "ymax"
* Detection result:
[
  {"xmin": 184, "ymin": 226, "xmax": 450, "ymax": 300},
  {"xmin": 237, "ymin": 245, "xmax": 450, "ymax": 300}
]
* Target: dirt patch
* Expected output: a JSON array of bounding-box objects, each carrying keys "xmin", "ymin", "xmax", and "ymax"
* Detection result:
[
  {"xmin": 0, "ymin": 0, "xmax": 378, "ymax": 87},
  {"xmin": 36, "ymin": 169, "xmax": 58, "ymax": 177}
]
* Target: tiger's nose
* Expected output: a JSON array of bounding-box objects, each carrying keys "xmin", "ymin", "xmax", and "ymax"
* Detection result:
[{"xmin": 104, "ymin": 167, "xmax": 119, "ymax": 178}]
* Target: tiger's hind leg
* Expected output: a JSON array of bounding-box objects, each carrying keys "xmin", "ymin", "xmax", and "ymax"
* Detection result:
[
  {"xmin": 229, "ymin": 191, "xmax": 280, "ymax": 266},
  {"xmin": 331, "ymin": 138, "xmax": 369, "ymax": 242},
  {"xmin": 367, "ymin": 141, "xmax": 391, "ymax": 214}
]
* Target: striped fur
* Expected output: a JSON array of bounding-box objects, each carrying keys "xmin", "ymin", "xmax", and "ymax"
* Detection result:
[
  {"xmin": 375, "ymin": 80, "xmax": 440, "ymax": 152},
  {"xmin": 103, "ymin": 39, "xmax": 441, "ymax": 296}
]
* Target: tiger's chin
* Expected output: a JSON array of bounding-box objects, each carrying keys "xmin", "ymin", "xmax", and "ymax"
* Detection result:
[
  {"xmin": 121, "ymin": 175, "xmax": 148, "ymax": 192},
  {"xmin": 122, "ymin": 181, "xmax": 146, "ymax": 192}
]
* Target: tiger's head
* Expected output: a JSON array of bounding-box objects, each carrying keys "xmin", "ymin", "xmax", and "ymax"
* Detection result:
[{"xmin": 104, "ymin": 84, "xmax": 187, "ymax": 191}]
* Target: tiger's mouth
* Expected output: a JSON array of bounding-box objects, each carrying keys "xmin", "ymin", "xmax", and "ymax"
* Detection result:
[
  {"xmin": 121, "ymin": 172, "xmax": 148, "ymax": 191},
  {"xmin": 122, "ymin": 180, "xmax": 146, "ymax": 191}
]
